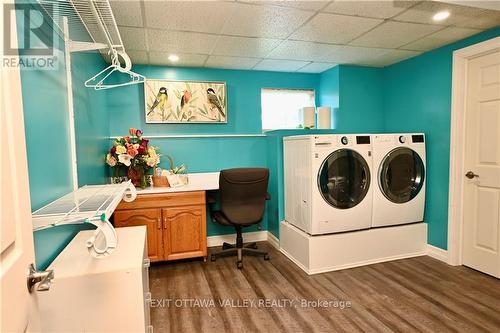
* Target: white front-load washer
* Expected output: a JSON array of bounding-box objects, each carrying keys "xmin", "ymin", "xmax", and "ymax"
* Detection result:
[
  {"xmin": 372, "ymin": 133, "xmax": 426, "ymax": 227},
  {"xmin": 284, "ymin": 134, "xmax": 373, "ymax": 235}
]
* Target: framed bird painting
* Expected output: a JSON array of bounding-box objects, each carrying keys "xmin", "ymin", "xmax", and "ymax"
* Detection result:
[{"xmin": 144, "ymin": 79, "xmax": 227, "ymax": 123}]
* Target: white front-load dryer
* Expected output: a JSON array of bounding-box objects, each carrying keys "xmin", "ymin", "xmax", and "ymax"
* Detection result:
[
  {"xmin": 284, "ymin": 134, "xmax": 373, "ymax": 235},
  {"xmin": 372, "ymin": 133, "xmax": 426, "ymax": 227}
]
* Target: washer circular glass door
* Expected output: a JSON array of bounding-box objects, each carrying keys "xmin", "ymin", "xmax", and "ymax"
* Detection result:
[
  {"xmin": 317, "ymin": 149, "xmax": 371, "ymax": 209},
  {"xmin": 379, "ymin": 147, "xmax": 425, "ymax": 203}
]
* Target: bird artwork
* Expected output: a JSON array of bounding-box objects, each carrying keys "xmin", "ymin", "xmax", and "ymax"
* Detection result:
[
  {"xmin": 180, "ymin": 90, "xmax": 192, "ymax": 109},
  {"xmin": 147, "ymin": 87, "xmax": 168, "ymax": 117},
  {"xmin": 207, "ymin": 88, "xmax": 225, "ymax": 119},
  {"xmin": 145, "ymin": 80, "xmax": 226, "ymax": 123}
]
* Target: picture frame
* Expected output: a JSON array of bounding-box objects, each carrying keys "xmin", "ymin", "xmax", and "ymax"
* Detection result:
[{"xmin": 144, "ymin": 79, "xmax": 227, "ymax": 124}]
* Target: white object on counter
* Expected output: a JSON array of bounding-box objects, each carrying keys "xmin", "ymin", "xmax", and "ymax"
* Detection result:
[
  {"xmin": 38, "ymin": 226, "xmax": 151, "ymax": 333},
  {"xmin": 317, "ymin": 106, "xmax": 332, "ymax": 129},
  {"xmin": 300, "ymin": 106, "xmax": 316, "ymax": 128},
  {"xmin": 137, "ymin": 171, "xmax": 220, "ymax": 194}
]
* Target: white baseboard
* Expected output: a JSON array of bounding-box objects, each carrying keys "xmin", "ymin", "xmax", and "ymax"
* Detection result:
[
  {"xmin": 426, "ymin": 244, "xmax": 449, "ymax": 263},
  {"xmin": 207, "ymin": 231, "xmax": 268, "ymax": 248},
  {"xmin": 267, "ymin": 232, "xmax": 280, "ymax": 250}
]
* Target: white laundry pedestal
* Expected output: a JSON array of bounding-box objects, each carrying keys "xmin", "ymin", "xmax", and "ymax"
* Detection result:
[{"xmin": 280, "ymin": 221, "xmax": 427, "ymax": 275}]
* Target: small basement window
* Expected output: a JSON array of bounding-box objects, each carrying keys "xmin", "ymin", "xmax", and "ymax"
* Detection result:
[{"xmin": 261, "ymin": 88, "xmax": 315, "ymax": 131}]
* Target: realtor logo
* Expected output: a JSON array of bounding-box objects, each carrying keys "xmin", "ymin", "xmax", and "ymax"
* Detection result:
[{"xmin": 2, "ymin": 2, "xmax": 57, "ymax": 70}]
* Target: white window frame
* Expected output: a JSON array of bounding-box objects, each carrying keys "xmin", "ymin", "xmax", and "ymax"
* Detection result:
[{"xmin": 261, "ymin": 88, "xmax": 316, "ymax": 131}]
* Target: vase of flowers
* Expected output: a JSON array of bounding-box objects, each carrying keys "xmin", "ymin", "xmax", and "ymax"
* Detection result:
[{"xmin": 105, "ymin": 128, "xmax": 160, "ymax": 188}]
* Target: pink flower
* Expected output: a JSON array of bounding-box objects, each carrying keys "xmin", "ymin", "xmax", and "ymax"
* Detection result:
[
  {"xmin": 136, "ymin": 129, "xmax": 143, "ymax": 137},
  {"xmin": 127, "ymin": 144, "xmax": 138, "ymax": 158}
]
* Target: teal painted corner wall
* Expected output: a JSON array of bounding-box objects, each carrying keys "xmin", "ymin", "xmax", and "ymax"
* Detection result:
[
  {"xmin": 72, "ymin": 52, "xmax": 111, "ymax": 186},
  {"xmin": 319, "ymin": 66, "xmax": 339, "ymax": 128},
  {"xmin": 339, "ymin": 66, "xmax": 384, "ymax": 133},
  {"xmin": 16, "ymin": 1, "xmax": 109, "ymax": 269},
  {"xmin": 383, "ymin": 27, "xmax": 500, "ymax": 250}
]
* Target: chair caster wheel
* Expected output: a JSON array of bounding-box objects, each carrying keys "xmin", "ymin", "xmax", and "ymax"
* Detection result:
[
  {"xmin": 237, "ymin": 261, "xmax": 243, "ymax": 269},
  {"xmin": 211, "ymin": 255, "xmax": 216, "ymax": 262},
  {"xmin": 264, "ymin": 255, "xmax": 270, "ymax": 261}
]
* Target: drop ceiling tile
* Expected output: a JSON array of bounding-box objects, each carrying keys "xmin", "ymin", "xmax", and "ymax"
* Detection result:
[
  {"xmin": 296, "ymin": 62, "xmax": 337, "ymax": 73},
  {"xmin": 127, "ymin": 50, "xmax": 149, "ymax": 65},
  {"xmin": 221, "ymin": 2, "xmax": 314, "ymax": 38},
  {"xmin": 456, "ymin": 8, "xmax": 500, "ymax": 30},
  {"xmin": 393, "ymin": 1, "xmax": 500, "ymax": 29},
  {"xmin": 360, "ymin": 49, "xmax": 421, "ymax": 67},
  {"xmin": 147, "ymin": 30, "xmax": 219, "ymax": 54},
  {"xmin": 212, "ymin": 36, "xmax": 281, "ymax": 58},
  {"xmin": 148, "ymin": 52, "xmax": 208, "ymax": 67},
  {"xmin": 205, "ymin": 56, "xmax": 260, "ymax": 70},
  {"xmin": 256, "ymin": 1, "xmax": 329, "ymax": 11},
  {"xmin": 144, "ymin": 0, "xmax": 234, "ymax": 34},
  {"xmin": 267, "ymin": 40, "xmax": 343, "ymax": 62},
  {"xmin": 118, "ymin": 27, "xmax": 147, "ymax": 51},
  {"xmin": 254, "ymin": 59, "xmax": 311, "ymax": 72},
  {"xmin": 325, "ymin": 45, "xmax": 391, "ymax": 64},
  {"xmin": 291, "ymin": 13, "xmax": 383, "ymax": 44},
  {"xmin": 109, "ymin": 1, "xmax": 143, "ymax": 27},
  {"xmin": 323, "ymin": 0, "xmax": 418, "ymax": 19},
  {"xmin": 349, "ymin": 21, "xmax": 443, "ymax": 49},
  {"xmin": 401, "ymin": 26, "xmax": 481, "ymax": 51}
]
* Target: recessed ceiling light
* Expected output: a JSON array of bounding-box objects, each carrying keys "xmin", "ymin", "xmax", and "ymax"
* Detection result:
[
  {"xmin": 168, "ymin": 54, "xmax": 179, "ymax": 62},
  {"xmin": 433, "ymin": 10, "xmax": 450, "ymax": 21}
]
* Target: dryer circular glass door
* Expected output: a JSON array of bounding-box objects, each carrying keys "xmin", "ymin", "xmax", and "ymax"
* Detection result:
[
  {"xmin": 317, "ymin": 149, "xmax": 371, "ymax": 209},
  {"xmin": 379, "ymin": 147, "xmax": 425, "ymax": 203}
]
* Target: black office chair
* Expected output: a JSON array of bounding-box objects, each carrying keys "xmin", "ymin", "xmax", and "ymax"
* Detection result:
[{"xmin": 208, "ymin": 168, "xmax": 271, "ymax": 269}]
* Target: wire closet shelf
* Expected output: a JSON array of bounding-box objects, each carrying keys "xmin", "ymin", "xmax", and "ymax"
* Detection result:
[
  {"xmin": 37, "ymin": 0, "xmax": 145, "ymax": 89},
  {"xmin": 32, "ymin": 181, "xmax": 137, "ymax": 257}
]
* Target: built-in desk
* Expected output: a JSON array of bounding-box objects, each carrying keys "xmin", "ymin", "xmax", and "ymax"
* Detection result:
[{"xmin": 113, "ymin": 172, "xmax": 219, "ymax": 262}]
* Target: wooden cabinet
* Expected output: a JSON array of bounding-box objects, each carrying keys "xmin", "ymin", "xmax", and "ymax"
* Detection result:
[
  {"xmin": 114, "ymin": 209, "xmax": 164, "ymax": 262},
  {"xmin": 163, "ymin": 206, "xmax": 206, "ymax": 261},
  {"xmin": 114, "ymin": 191, "xmax": 207, "ymax": 262}
]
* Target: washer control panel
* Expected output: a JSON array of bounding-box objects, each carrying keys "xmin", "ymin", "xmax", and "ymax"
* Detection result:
[
  {"xmin": 398, "ymin": 135, "xmax": 406, "ymax": 144},
  {"xmin": 341, "ymin": 136, "xmax": 349, "ymax": 145}
]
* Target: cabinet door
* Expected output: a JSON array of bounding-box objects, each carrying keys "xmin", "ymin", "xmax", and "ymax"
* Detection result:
[
  {"xmin": 162, "ymin": 206, "xmax": 207, "ymax": 261},
  {"xmin": 114, "ymin": 209, "xmax": 163, "ymax": 262}
]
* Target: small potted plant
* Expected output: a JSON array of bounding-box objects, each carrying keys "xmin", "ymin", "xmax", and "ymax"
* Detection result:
[
  {"xmin": 166, "ymin": 156, "xmax": 188, "ymax": 187},
  {"xmin": 105, "ymin": 128, "xmax": 160, "ymax": 188}
]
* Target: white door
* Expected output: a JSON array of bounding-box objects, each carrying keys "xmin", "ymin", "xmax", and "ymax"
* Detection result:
[
  {"xmin": 0, "ymin": 1, "xmax": 42, "ymax": 330},
  {"xmin": 462, "ymin": 49, "xmax": 500, "ymax": 278}
]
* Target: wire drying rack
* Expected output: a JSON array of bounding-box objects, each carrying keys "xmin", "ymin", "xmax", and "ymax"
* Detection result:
[{"xmin": 32, "ymin": 181, "xmax": 137, "ymax": 257}]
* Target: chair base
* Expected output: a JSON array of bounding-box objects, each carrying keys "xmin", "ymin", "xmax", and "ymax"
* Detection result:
[{"xmin": 211, "ymin": 242, "xmax": 269, "ymax": 269}]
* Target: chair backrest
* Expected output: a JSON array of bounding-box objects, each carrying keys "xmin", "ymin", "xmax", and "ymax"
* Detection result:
[{"xmin": 219, "ymin": 168, "xmax": 269, "ymax": 225}]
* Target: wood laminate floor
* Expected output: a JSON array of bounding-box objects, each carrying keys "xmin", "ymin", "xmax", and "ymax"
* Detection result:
[{"xmin": 149, "ymin": 242, "xmax": 500, "ymax": 333}]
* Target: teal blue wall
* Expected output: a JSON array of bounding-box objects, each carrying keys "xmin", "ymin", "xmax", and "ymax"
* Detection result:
[
  {"xmin": 339, "ymin": 66, "xmax": 384, "ymax": 132},
  {"xmin": 72, "ymin": 52, "xmax": 111, "ymax": 186},
  {"xmin": 107, "ymin": 65, "xmax": 320, "ymax": 236},
  {"xmin": 383, "ymin": 27, "xmax": 500, "ymax": 250},
  {"xmin": 16, "ymin": 1, "xmax": 108, "ymax": 269},
  {"xmin": 319, "ymin": 66, "xmax": 339, "ymax": 128}
]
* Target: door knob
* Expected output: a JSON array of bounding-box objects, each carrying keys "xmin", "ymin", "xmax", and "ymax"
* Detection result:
[
  {"xmin": 27, "ymin": 263, "xmax": 54, "ymax": 293},
  {"xmin": 465, "ymin": 171, "xmax": 479, "ymax": 179}
]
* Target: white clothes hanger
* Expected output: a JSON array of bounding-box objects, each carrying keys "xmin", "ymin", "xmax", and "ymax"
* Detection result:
[{"xmin": 84, "ymin": 49, "xmax": 145, "ymax": 90}]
